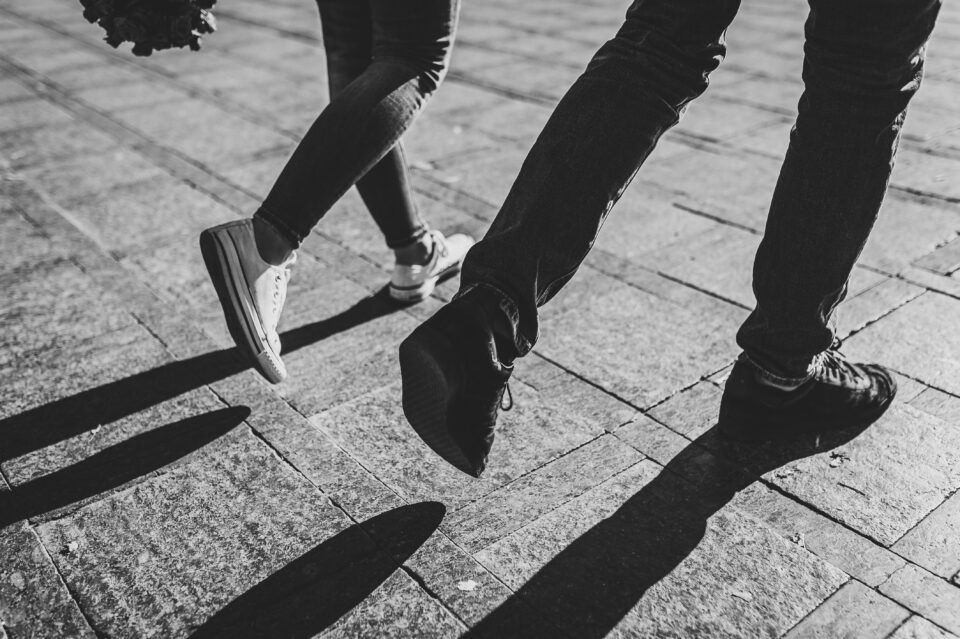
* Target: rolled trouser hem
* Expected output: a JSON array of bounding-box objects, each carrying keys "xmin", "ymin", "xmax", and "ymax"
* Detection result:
[
  {"xmin": 385, "ymin": 225, "xmax": 430, "ymax": 250},
  {"xmin": 739, "ymin": 351, "xmax": 816, "ymax": 387},
  {"xmin": 254, "ymin": 206, "xmax": 306, "ymax": 249},
  {"xmin": 455, "ymin": 282, "xmax": 533, "ymax": 358}
]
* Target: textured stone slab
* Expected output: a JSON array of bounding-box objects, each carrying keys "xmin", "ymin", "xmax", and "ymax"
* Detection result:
[
  {"xmin": 635, "ymin": 146, "xmax": 783, "ymax": 231},
  {"xmin": 538, "ymin": 267, "xmax": 745, "ymax": 408},
  {"xmin": 836, "ymin": 277, "xmax": 925, "ymax": 339},
  {"xmin": 63, "ymin": 175, "xmax": 235, "ymax": 251},
  {"xmin": 37, "ymin": 427, "xmax": 355, "ymax": 637},
  {"xmin": 430, "ymin": 147, "xmax": 526, "ymax": 210},
  {"xmin": 311, "ymin": 378, "xmax": 602, "ymax": 511},
  {"xmin": 44, "ymin": 63, "xmax": 149, "ymax": 91},
  {"xmin": 111, "ymin": 98, "xmax": 289, "ymax": 172},
  {"xmin": 0, "ymin": 122, "xmax": 117, "ymax": 170},
  {"xmin": 0, "ymin": 324, "xmax": 171, "ymax": 424},
  {"xmin": 319, "ymin": 570, "xmax": 463, "ymax": 638},
  {"xmin": 444, "ymin": 434, "xmax": 644, "ymax": 552},
  {"xmin": 476, "ymin": 460, "xmax": 845, "ymax": 638},
  {"xmin": 676, "ymin": 96, "xmax": 785, "ymax": 142},
  {"xmin": 73, "ymin": 81, "xmax": 188, "ymax": 113},
  {"xmin": 0, "ymin": 207, "xmax": 64, "ymax": 274},
  {"xmin": 782, "ymin": 581, "xmax": 908, "ymax": 638},
  {"xmin": 880, "ymin": 565, "xmax": 960, "ymax": 635},
  {"xmin": 915, "ymin": 236, "xmax": 960, "ymax": 276},
  {"xmin": 845, "ymin": 292, "xmax": 960, "ymax": 396},
  {"xmin": 0, "ymin": 524, "xmax": 95, "ymax": 638},
  {"xmin": 21, "ymin": 147, "xmax": 166, "ymax": 201},
  {"xmin": 0, "ymin": 98, "xmax": 73, "ymax": 134},
  {"xmin": 0, "ymin": 259, "xmax": 135, "ymax": 364},
  {"xmin": 862, "ymin": 195, "xmax": 960, "ymax": 274},
  {"xmin": 890, "ymin": 616, "xmax": 960, "ymax": 639},
  {"xmin": 646, "ymin": 381, "xmax": 723, "ymax": 439},
  {"xmin": 746, "ymin": 403, "xmax": 960, "ymax": 546},
  {"xmin": 891, "ymin": 150, "xmax": 960, "ymax": 201},
  {"xmin": 894, "ymin": 491, "xmax": 960, "ymax": 581}
]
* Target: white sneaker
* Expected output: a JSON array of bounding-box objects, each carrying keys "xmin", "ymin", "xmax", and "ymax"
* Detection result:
[
  {"xmin": 199, "ymin": 219, "xmax": 296, "ymax": 383},
  {"xmin": 389, "ymin": 230, "xmax": 474, "ymax": 303}
]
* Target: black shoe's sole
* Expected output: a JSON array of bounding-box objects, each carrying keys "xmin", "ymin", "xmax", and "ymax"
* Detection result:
[
  {"xmin": 199, "ymin": 229, "xmax": 285, "ymax": 384},
  {"xmin": 717, "ymin": 382, "xmax": 897, "ymax": 442},
  {"xmin": 399, "ymin": 327, "xmax": 478, "ymax": 477}
]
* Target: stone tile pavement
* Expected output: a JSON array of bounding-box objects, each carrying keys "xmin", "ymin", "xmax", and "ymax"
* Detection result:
[{"xmin": 1, "ymin": 0, "xmax": 959, "ymax": 636}]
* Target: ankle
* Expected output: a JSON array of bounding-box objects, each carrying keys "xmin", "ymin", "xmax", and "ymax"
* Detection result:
[
  {"xmin": 394, "ymin": 233, "xmax": 433, "ymax": 266},
  {"xmin": 253, "ymin": 216, "xmax": 295, "ymax": 266}
]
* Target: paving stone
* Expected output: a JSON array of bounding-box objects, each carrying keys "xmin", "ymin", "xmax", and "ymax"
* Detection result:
[
  {"xmin": 36, "ymin": 427, "xmax": 354, "ymax": 638},
  {"xmin": 712, "ymin": 75, "xmax": 803, "ymax": 113},
  {"xmin": 861, "ymin": 195, "xmax": 960, "ymax": 273},
  {"xmin": 0, "ymin": 121, "xmax": 118, "ymax": 170},
  {"xmin": 463, "ymin": 59, "xmax": 581, "ymax": 102},
  {"xmin": 0, "ymin": 206, "xmax": 64, "ymax": 273},
  {"xmin": 894, "ymin": 491, "xmax": 960, "ymax": 581},
  {"xmin": 0, "ymin": 524, "xmax": 95, "ymax": 638},
  {"xmin": 845, "ymin": 292, "xmax": 960, "ymax": 396},
  {"xmin": 880, "ymin": 565, "xmax": 960, "ymax": 636},
  {"xmin": 890, "ymin": 616, "xmax": 960, "ymax": 639},
  {"xmin": 311, "ymin": 379, "xmax": 602, "ymax": 511},
  {"xmin": 44, "ymin": 63, "xmax": 149, "ymax": 91},
  {"xmin": 319, "ymin": 570, "xmax": 463, "ymax": 638},
  {"xmin": 782, "ymin": 581, "xmax": 909, "ymax": 638},
  {"xmin": 914, "ymin": 236, "xmax": 960, "ymax": 276},
  {"xmin": 404, "ymin": 114, "xmax": 503, "ymax": 164},
  {"xmin": 475, "ymin": 460, "xmax": 846, "ymax": 638},
  {"xmin": 731, "ymin": 483, "xmax": 906, "ymax": 588},
  {"xmin": 0, "ymin": 259, "xmax": 136, "ymax": 365},
  {"xmin": 424, "ymin": 81, "xmax": 505, "ymax": 120},
  {"xmin": 0, "ymin": 98, "xmax": 73, "ymax": 134},
  {"xmin": 217, "ymin": 148, "xmax": 290, "ymax": 198},
  {"xmin": 676, "ymin": 96, "xmax": 785, "ymax": 143},
  {"xmin": 430, "ymin": 146, "xmax": 527, "ymax": 210},
  {"xmin": 73, "ymin": 81, "xmax": 188, "ymax": 113},
  {"xmin": 837, "ymin": 277, "xmax": 925, "ymax": 339},
  {"xmin": 21, "ymin": 146, "xmax": 166, "ymax": 201},
  {"xmin": 646, "ymin": 381, "xmax": 724, "ymax": 439},
  {"xmin": 444, "ymin": 434, "xmax": 644, "ymax": 552},
  {"xmin": 593, "ymin": 184, "xmax": 718, "ymax": 266},
  {"xmin": 538, "ymin": 268, "xmax": 745, "ymax": 408},
  {"xmin": 909, "ymin": 387, "xmax": 960, "ymax": 424},
  {"xmin": 891, "ymin": 150, "xmax": 960, "ymax": 201},
  {"xmin": 636, "ymin": 146, "xmax": 783, "ymax": 231},
  {"xmin": 0, "ymin": 77, "xmax": 36, "ymax": 103},
  {"xmin": 110, "ymin": 98, "xmax": 290, "ymax": 172},
  {"xmin": 62, "ymin": 175, "xmax": 236, "ymax": 251},
  {"xmin": 742, "ymin": 403, "xmax": 960, "ymax": 546}
]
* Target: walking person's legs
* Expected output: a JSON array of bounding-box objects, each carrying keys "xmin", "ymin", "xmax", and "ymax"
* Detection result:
[
  {"xmin": 719, "ymin": 0, "xmax": 941, "ymax": 440},
  {"xmin": 399, "ymin": 0, "xmax": 742, "ymax": 477},
  {"xmin": 200, "ymin": 0, "xmax": 470, "ymax": 384}
]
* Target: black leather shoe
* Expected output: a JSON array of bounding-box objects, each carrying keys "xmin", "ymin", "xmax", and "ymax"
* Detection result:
[
  {"xmin": 719, "ymin": 344, "xmax": 897, "ymax": 442},
  {"xmin": 399, "ymin": 291, "xmax": 513, "ymax": 477}
]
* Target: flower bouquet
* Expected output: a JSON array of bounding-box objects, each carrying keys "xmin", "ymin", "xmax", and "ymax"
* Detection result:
[{"xmin": 79, "ymin": 0, "xmax": 217, "ymax": 56}]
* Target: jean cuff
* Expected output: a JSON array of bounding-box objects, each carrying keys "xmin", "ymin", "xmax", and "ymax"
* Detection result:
[
  {"xmin": 254, "ymin": 206, "xmax": 305, "ymax": 248},
  {"xmin": 455, "ymin": 282, "xmax": 532, "ymax": 358},
  {"xmin": 740, "ymin": 351, "xmax": 816, "ymax": 387},
  {"xmin": 385, "ymin": 225, "xmax": 430, "ymax": 250}
]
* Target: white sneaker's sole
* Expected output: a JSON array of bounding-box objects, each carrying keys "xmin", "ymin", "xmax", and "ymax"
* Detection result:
[
  {"xmin": 200, "ymin": 226, "xmax": 286, "ymax": 384},
  {"xmin": 389, "ymin": 262, "xmax": 460, "ymax": 303}
]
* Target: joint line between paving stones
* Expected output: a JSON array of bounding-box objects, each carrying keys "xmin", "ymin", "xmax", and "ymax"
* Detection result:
[{"xmin": 27, "ymin": 526, "xmax": 107, "ymax": 639}]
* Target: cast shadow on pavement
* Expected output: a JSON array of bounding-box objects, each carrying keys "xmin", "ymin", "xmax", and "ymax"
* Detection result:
[
  {"xmin": 0, "ymin": 289, "xmax": 401, "ymax": 463},
  {"xmin": 189, "ymin": 502, "xmax": 447, "ymax": 639},
  {"xmin": 0, "ymin": 406, "xmax": 249, "ymax": 529},
  {"xmin": 464, "ymin": 423, "xmax": 872, "ymax": 639}
]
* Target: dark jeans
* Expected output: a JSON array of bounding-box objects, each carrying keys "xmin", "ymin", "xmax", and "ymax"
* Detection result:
[
  {"xmin": 460, "ymin": 0, "xmax": 940, "ymax": 381},
  {"xmin": 256, "ymin": 0, "xmax": 458, "ymax": 249}
]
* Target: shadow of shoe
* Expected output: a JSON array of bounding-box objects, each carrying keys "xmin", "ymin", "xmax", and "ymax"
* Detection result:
[
  {"xmin": 188, "ymin": 502, "xmax": 446, "ymax": 639},
  {"xmin": 0, "ymin": 406, "xmax": 250, "ymax": 529},
  {"xmin": 464, "ymin": 422, "xmax": 872, "ymax": 638},
  {"xmin": 0, "ymin": 291, "xmax": 400, "ymax": 463}
]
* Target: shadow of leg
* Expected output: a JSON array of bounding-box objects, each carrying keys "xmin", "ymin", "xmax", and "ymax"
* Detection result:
[{"xmin": 189, "ymin": 502, "xmax": 446, "ymax": 639}]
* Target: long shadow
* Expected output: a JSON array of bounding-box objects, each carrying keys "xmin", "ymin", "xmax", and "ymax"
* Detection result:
[
  {"xmin": 464, "ymin": 424, "xmax": 873, "ymax": 639},
  {"xmin": 0, "ymin": 291, "xmax": 400, "ymax": 463},
  {"xmin": 189, "ymin": 502, "xmax": 446, "ymax": 638},
  {"xmin": 0, "ymin": 407, "xmax": 249, "ymax": 529}
]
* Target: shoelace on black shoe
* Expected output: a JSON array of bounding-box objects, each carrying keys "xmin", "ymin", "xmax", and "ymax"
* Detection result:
[
  {"xmin": 817, "ymin": 338, "xmax": 869, "ymax": 387},
  {"xmin": 500, "ymin": 383, "xmax": 513, "ymax": 411}
]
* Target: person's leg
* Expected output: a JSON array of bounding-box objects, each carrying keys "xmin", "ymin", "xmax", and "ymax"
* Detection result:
[
  {"xmin": 400, "ymin": 0, "xmax": 742, "ymax": 477},
  {"xmin": 718, "ymin": 0, "xmax": 940, "ymax": 441},
  {"xmin": 736, "ymin": 0, "xmax": 941, "ymax": 382},
  {"xmin": 316, "ymin": 0, "xmax": 430, "ymax": 258},
  {"xmin": 458, "ymin": 0, "xmax": 741, "ymax": 359},
  {"xmin": 254, "ymin": 0, "xmax": 458, "ymax": 261}
]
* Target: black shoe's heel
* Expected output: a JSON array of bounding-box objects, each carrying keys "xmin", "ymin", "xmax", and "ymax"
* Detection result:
[{"xmin": 399, "ymin": 326, "xmax": 477, "ymax": 477}]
